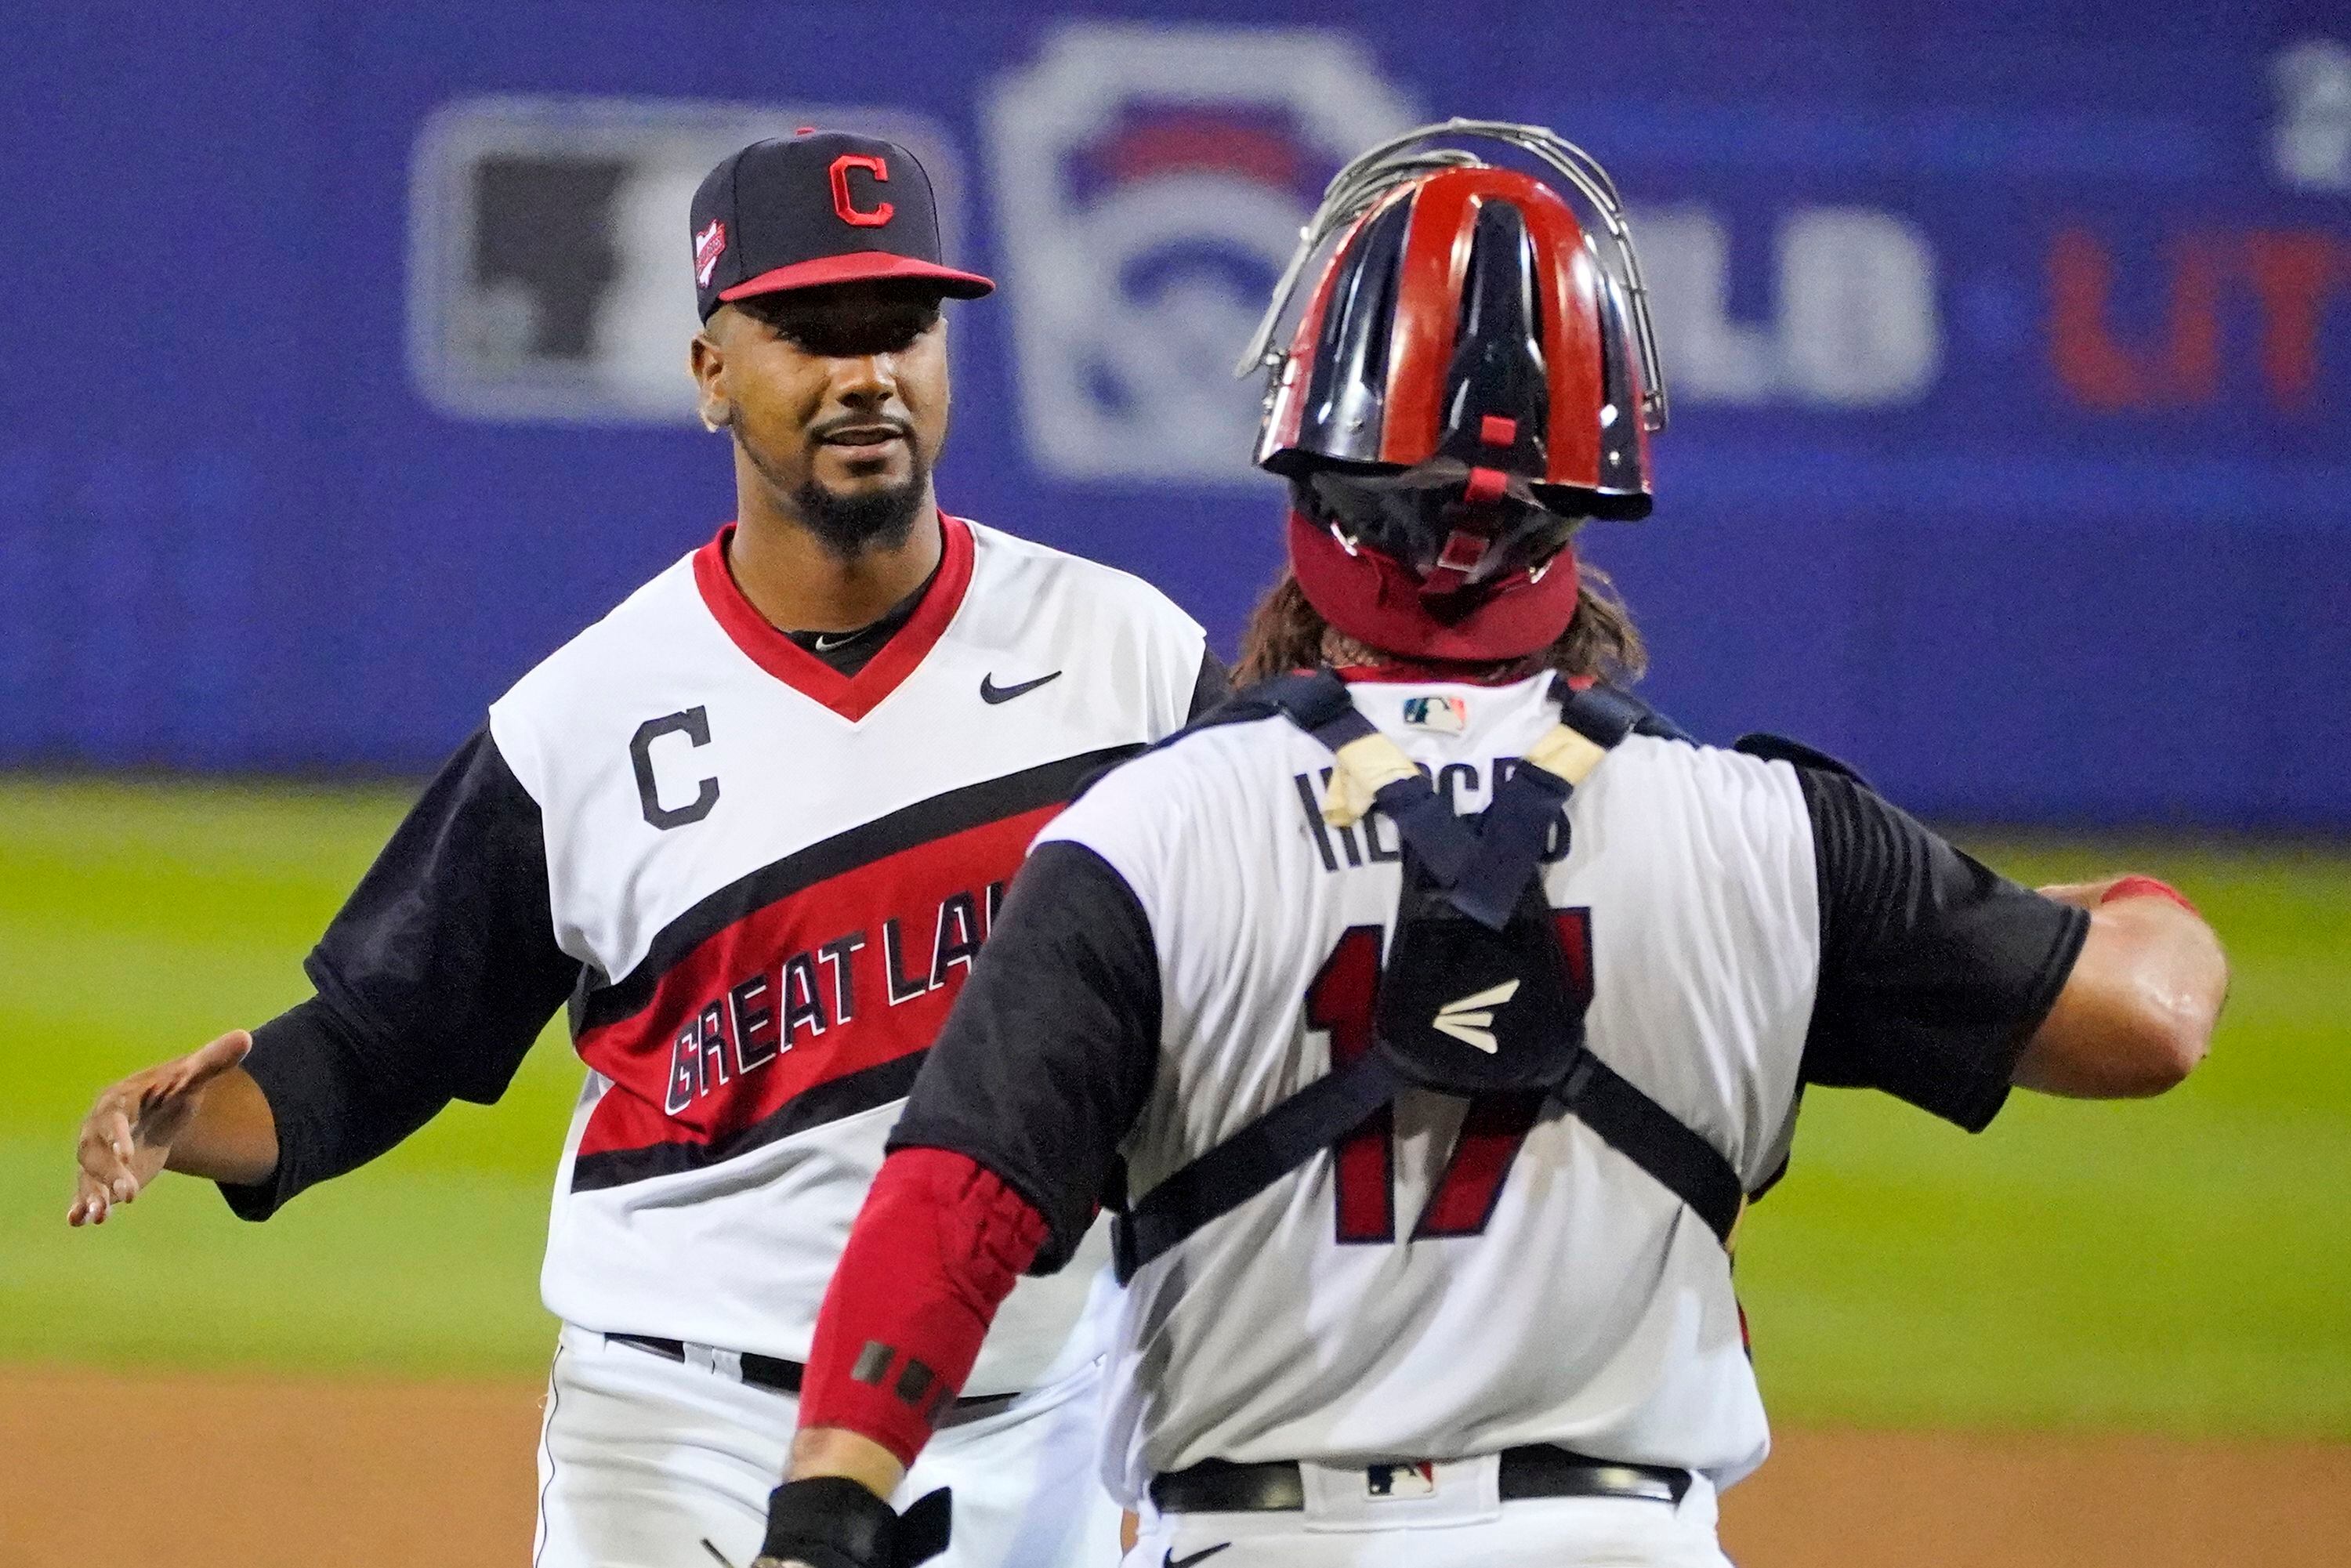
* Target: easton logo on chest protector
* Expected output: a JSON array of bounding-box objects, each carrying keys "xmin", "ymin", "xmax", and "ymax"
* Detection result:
[
  {"xmin": 1432, "ymin": 980, "xmax": 1518, "ymax": 1053},
  {"xmin": 1110, "ymin": 669, "xmax": 1750, "ymax": 1282}
]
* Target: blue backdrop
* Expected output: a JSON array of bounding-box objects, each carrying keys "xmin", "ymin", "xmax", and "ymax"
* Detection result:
[{"xmin": 2, "ymin": 1, "xmax": 2346, "ymax": 825}]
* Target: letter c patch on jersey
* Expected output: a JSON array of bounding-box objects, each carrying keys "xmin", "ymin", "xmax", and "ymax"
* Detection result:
[
  {"xmin": 632, "ymin": 707, "xmax": 721, "ymax": 830},
  {"xmin": 829, "ymin": 154, "xmax": 894, "ymax": 227}
]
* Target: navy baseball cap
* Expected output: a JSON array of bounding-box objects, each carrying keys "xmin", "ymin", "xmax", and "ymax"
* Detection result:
[{"xmin": 689, "ymin": 129, "xmax": 994, "ymax": 320}]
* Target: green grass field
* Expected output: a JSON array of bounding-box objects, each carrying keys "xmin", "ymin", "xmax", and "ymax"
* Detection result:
[{"xmin": 2, "ymin": 777, "xmax": 2345, "ymax": 1437}]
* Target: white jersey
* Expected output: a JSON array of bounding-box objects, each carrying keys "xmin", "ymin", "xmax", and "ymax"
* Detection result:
[
  {"xmin": 503, "ymin": 519, "xmax": 1203, "ymax": 1389},
  {"xmin": 229, "ymin": 514, "xmax": 1209, "ymax": 1397},
  {"xmin": 1041, "ymin": 674, "xmax": 1813, "ymax": 1488},
  {"xmin": 893, "ymin": 664, "xmax": 2081, "ymax": 1507}
]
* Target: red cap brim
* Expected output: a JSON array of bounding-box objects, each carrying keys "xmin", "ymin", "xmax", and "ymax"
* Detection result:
[{"xmin": 718, "ymin": 251, "xmax": 994, "ymax": 302}]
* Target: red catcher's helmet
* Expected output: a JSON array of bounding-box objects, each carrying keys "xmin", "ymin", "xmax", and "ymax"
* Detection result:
[{"xmin": 1241, "ymin": 121, "xmax": 1669, "ymax": 664}]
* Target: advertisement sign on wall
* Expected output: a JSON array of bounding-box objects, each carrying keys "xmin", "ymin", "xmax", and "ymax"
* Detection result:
[{"xmin": 2, "ymin": 3, "xmax": 2344, "ymax": 824}]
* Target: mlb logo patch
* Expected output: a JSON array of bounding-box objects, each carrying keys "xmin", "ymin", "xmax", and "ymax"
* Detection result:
[
  {"xmin": 1365, "ymin": 1461, "xmax": 1439, "ymax": 1500},
  {"xmin": 1402, "ymin": 696, "xmax": 1468, "ymax": 734}
]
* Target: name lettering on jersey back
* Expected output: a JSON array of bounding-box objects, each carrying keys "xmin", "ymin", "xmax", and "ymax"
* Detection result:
[
  {"xmin": 661, "ymin": 879, "xmax": 1006, "ymax": 1116},
  {"xmin": 1290, "ymin": 758, "xmax": 1570, "ymax": 873}
]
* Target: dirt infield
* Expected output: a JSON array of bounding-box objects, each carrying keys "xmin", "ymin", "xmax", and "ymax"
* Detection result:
[{"xmin": 3, "ymin": 1367, "xmax": 2344, "ymax": 1566}]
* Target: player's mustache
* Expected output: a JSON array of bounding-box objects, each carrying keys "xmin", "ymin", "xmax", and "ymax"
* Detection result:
[{"xmin": 810, "ymin": 413, "xmax": 914, "ymax": 444}]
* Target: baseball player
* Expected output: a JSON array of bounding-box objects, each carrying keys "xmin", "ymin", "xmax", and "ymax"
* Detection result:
[
  {"xmin": 738, "ymin": 123, "xmax": 2230, "ymax": 1568},
  {"xmin": 67, "ymin": 130, "xmax": 1225, "ymax": 1568}
]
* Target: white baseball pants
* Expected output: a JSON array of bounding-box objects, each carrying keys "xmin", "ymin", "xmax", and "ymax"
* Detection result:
[
  {"xmin": 1125, "ymin": 1455, "xmax": 1735, "ymax": 1568},
  {"xmin": 534, "ymin": 1324, "xmax": 1123, "ymax": 1568}
]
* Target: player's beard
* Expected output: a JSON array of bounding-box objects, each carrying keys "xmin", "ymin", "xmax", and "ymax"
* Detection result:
[
  {"xmin": 791, "ymin": 469, "xmax": 927, "ymax": 559},
  {"xmin": 741, "ymin": 429, "xmax": 932, "ymax": 559}
]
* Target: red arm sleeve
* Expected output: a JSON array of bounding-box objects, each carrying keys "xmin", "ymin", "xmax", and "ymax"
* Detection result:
[{"xmin": 798, "ymin": 1146, "xmax": 1047, "ymax": 1465}]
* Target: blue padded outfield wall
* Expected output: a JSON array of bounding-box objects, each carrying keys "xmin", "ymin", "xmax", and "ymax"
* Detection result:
[{"xmin": 2, "ymin": 1, "xmax": 2347, "ymax": 825}]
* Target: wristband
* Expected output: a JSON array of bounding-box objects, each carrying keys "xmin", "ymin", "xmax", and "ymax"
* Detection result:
[
  {"xmin": 2099, "ymin": 875, "xmax": 2198, "ymax": 918},
  {"xmin": 758, "ymin": 1477, "xmax": 951, "ymax": 1568}
]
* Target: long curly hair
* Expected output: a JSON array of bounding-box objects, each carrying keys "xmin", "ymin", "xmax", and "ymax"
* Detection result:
[{"xmin": 1233, "ymin": 556, "xmax": 1648, "ymax": 687}]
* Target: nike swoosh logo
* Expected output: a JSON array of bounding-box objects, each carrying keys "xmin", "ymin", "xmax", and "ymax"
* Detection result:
[
  {"xmin": 811, "ymin": 632, "xmax": 859, "ymax": 652},
  {"xmin": 980, "ymin": 670, "xmax": 1063, "ymax": 704},
  {"xmin": 1164, "ymin": 1547, "xmax": 1231, "ymax": 1568}
]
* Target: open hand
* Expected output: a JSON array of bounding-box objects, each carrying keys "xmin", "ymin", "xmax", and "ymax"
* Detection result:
[{"xmin": 69, "ymin": 1030, "xmax": 253, "ymax": 1226}]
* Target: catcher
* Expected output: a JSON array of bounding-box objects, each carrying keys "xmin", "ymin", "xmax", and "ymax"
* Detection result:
[{"xmin": 755, "ymin": 121, "xmax": 2223, "ymax": 1567}]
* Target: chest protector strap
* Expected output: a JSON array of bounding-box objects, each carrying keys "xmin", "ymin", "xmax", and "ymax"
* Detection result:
[{"xmin": 1110, "ymin": 670, "xmax": 1745, "ymax": 1284}]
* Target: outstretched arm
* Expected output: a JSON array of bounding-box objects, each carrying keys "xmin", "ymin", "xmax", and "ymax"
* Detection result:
[
  {"xmin": 1793, "ymin": 766, "xmax": 2217, "ymax": 1132},
  {"xmin": 67, "ymin": 725, "xmax": 578, "ymax": 1229},
  {"xmin": 2013, "ymin": 877, "xmax": 2225, "ymax": 1097}
]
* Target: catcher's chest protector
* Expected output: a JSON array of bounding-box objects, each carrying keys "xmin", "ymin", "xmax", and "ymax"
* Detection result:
[{"xmin": 1111, "ymin": 670, "xmax": 1746, "ymax": 1283}]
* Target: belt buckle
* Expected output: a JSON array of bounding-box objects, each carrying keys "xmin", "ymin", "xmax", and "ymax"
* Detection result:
[{"xmin": 682, "ymin": 1342, "xmax": 744, "ymax": 1382}]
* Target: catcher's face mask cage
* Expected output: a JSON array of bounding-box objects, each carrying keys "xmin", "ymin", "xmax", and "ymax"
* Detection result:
[{"xmin": 1240, "ymin": 121, "xmax": 1668, "ymax": 661}]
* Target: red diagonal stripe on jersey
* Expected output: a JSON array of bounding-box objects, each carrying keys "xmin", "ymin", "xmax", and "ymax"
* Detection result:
[{"xmin": 573, "ymin": 806, "xmax": 1059, "ymax": 1163}]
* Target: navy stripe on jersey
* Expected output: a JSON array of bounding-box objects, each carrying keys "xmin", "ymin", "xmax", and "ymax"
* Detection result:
[
  {"xmin": 225, "ymin": 726, "xmax": 580, "ymax": 1221},
  {"xmin": 578, "ymin": 744, "xmax": 1143, "ymax": 1033},
  {"xmin": 888, "ymin": 841, "xmax": 1164, "ymax": 1273},
  {"xmin": 1795, "ymin": 766, "xmax": 2088, "ymax": 1130},
  {"xmin": 571, "ymin": 1050, "xmax": 930, "ymax": 1192}
]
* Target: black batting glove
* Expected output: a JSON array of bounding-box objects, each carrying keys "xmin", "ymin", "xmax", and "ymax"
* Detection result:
[{"xmin": 753, "ymin": 1477, "xmax": 952, "ymax": 1568}]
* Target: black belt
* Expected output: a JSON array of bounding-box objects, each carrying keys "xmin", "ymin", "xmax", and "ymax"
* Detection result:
[
  {"xmin": 603, "ymin": 1334, "xmax": 1020, "ymax": 1425},
  {"xmin": 1150, "ymin": 1446, "xmax": 1692, "ymax": 1513}
]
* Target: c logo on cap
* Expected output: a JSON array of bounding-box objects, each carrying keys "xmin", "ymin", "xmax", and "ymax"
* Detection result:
[{"xmin": 828, "ymin": 154, "xmax": 894, "ymax": 228}]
